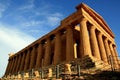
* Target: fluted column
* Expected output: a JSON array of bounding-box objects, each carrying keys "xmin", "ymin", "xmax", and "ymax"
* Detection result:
[
  {"xmin": 20, "ymin": 52, "xmax": 26, "ymax": 71},
  {"xmin": 16, "ymin": 54, "xmax": 22, "ymax": 72},
  {"xmin": 7, "ymin": 59, "xmax": 12, "ymax": 74},
  {"xmin": 12, "ymin": 57, "xmax": 17, "ymax": 74},
  {"xmin": 89, "ymin": 25, "xmax": 101, "ymax": 59},
  {"xmin": 5, "ymin": 60, "xmax": 11, "ymax": 75},
  {"xmin": 103, "ymin": 38, "xmax": 111, "ymax": 63},
  {"xmin": 80, "ymin": 18, "xmax": 92, "ymax": 56},
  {"xmin": 14, "ymin": 56, "xmax": 19, "ymax": 73},
  {"xmin": 29, "ymin": 46, "xmax": 36, "ymax": 69},
  {"xmin": 97, "ymin": 32, "xmax": 107, "ymax": 62},
  {"xmin": 9, "ymin": 58, "xmax": 15, "ymax": 74},
  {"xmin": 54, "ymin": 31, "xmax": 62, "ymax": 64},
  {"xmin": 24, "ymin": 50, "xmax": 30, "ymax": 71},
  {"xmin": 8, "ymin": 59, "xmax": 12, "ymax": 74},
  {"xmin": 44, "ymin": 38, "xmax": 52, "ymax": 66},
  {"xmin": 113, "ymin": 45, "xmax": 119, "ymax": 68},
  {"xmin": 14, "ymin": 56, "xmax": 20, "ymax": 73},
  {"xmin": 36, "ymin": 43, "xmax": 43, "ymax": 68},
  {"xmin": 66, "ymin": 26, "xmax": 74, "ymax": 61},
  {"xmin": 110, "ymin": 43, "xmax": 118, "ymax": 68}
]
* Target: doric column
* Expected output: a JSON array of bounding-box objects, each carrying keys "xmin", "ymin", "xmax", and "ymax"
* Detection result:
[
  {"xmin": 20, "ymin": 52, "xmax": 26, "ymax": 71},
  {"xmin": 14, "ymin": 56, "xmax": 19, "ymax": 73},
  {"xmin": 66, "ymin": 26, "xmax": 74, "ymax": 61},
  {"xmin": 113, "ymin": 45, "xmax": 119, "ymax": 67},
  {"xmin": 9, "ymin": 58, "xmax": 15, "ymax": 74},
  {"xmin": 14, "ymin": 57, "xmax": 19, "ymax": 73},
  {"xmin": 103, "ymin": 38, "xmax": 111, "ymax": 63},
  {"xmin": 12, "ymin": 57, "xmax": 18, "ymax": 74},
  {"xmin": 5, "ymin": 59, "xmax": 11, "ymax": 75},
  {"xmin": 89, "ymin": 25, "xmax": 101, "ymax": 59},
  {"xmin": 36, "ymin": 43, "xmax": 43, "ymax": 68},
  {"xmin": 80, "ymin": 18, "xmax": 92, "ymax": 56},
  {"xmin": 54, "ymin": 31, "xmax": 62, "ymax": 64},
  {"xmin": 97, "ymin": 32, "xmax": 107, "ymax": 62},
  {"xmin": 44, "ymin": 38, "xmax": 52, "ymax": 66},
  {"xmin": 109, "ymin": 43, "xmax": 119, "ymax": 68},
  {"xmin": 7, "ymin": 59, "xmax": 12, "ymax": 74},
  {"xmin": 8, "ymin": 59, "xmax": 12, "ymax": 74},
  {"xmin": 24, "ymin": 50, "xmax": 30, "ymax": 71},
  {"xmin": 16, "ymin": 54, "xmax": 22, "ymax": 72},
  {"xmin": 29, "ymin": 46, "xmax": 36, "ymax": 69}
]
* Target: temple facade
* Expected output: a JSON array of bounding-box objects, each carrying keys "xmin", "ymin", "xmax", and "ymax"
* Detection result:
[{"xmin": 4, "ymin": 3, "xmax": 119, "ymax": 79}]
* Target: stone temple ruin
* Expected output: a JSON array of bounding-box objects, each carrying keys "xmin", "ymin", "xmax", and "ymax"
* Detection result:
[{"xmin": 3, "ymin": 3, "xmax": 120, "ymax": 79}]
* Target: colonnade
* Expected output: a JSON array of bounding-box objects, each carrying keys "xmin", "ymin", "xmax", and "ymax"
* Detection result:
[{"xmin": 5, "ymin": 17, "xmax": 119, "ymax": 76}]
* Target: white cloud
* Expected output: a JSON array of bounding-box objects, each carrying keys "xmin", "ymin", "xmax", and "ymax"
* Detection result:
[
  {"xmin": 47, "ymin": 13, "xmax": 63, "ymax": 26},
  {"xmin": 21, "ymin": 12, "xmax": 63, "ymax": 27},
  {"xmin": 22, "ymin": 20, "xmax": 44, "ymax": 27},
  {"xmin": 18, "ymin": 0, "xmax": 35, "ymax": 11},
  {"xmin": 0, "ymin": 3, "xmax": 9, "ymax": 18},
  {"xmin": 0, "ymin": 24, "xmax": 35, "ymax": 77}
]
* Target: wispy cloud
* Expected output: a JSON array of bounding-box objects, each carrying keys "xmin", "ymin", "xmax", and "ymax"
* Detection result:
[
  {"xmin": 0, "ymin": 2, "xmax": 9, "ymax": 18},
  {"xmin": 0, "ymin": 0, "xmax": 65, "ymax": 77},
  {"xmin": 0, "ymin": 24, "xmax": 35, "ymax": 76},
  {"xmin": 47, "ymin": 13, "xmax": 63, "ymax": 26},
  {"xmin": 2, "ymin": 0, "xmax": 64, "ymax": 37},
  {"xmin": 0, "ymin": 24, "xmax": 35, "ymax": 51},
  {"xmin": 18, "ymin": 0, "xmax": 35, "ymax": 11},
  {"xmin": 21, "ymin": 12, "xmax": 63, "ymax": 27}
]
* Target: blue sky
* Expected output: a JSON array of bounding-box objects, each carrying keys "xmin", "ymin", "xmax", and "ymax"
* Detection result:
[{"xmin": 0, "ymin": 0, "xmax": 120, "ymax": 77}]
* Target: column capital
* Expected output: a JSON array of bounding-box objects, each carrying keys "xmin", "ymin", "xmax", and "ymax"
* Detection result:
[
  {"xmin": 113, "ymin": 44, "xmax": 117, "ymax": 47},
  {"xmin": 56, "ymin": 30, "xmax": 61, "ymax": 35},
  {"xmin": 97, "ymin": 31, "xmax": 103, "ymax": 37},
  {"xmin": 80, "ymin": 17, "xmax": 87, "ymax": 22},
  {"xmin": 109, "ymin": 42, "xmax": 114, "ymax": 47},
  {"xmin": 90, "ymin": 25, "xmax": 96, "ymax": 30},
  {"xmin": 104, "ymin": 37, "xmax": 109, "ymax": 42},
  {"xmin": 66, "ymin": 26, "xmax": 73, "ymax": 29}
]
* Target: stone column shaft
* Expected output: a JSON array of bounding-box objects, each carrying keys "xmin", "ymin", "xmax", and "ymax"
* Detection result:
[
  {"xmin": 44, "ymin": 39, "xmax": 52, "ymax": 66},
  {"xmin": 20, "ymin": 53, "xmax": 26, "ymax": 71},
  {"xmin": 80, "ymin": 18, "xmax": 92, "ymax": 56},
  {"xmin": 110, "ymin": 43, "xmax": 119, "ymax": 68},
  {"xmin": 9, "ymin": 58, "xmax": 15, "ymax": 74},
  {"xmin": 12, "ymin": 57, "xmax": 17, "ymax": 74},
  {"xmin": 89, "ymin": 25, "xmax": 101, "ymax": 59},
  {"xmin": 29, "ymin": 47, "xmax": 36, "ymax": 69},
  {"xmin": 97, "ymin": 32, "xmax": 107, "ymax": 62},
  {"xmin": 5, "ymin": 60, "xmax": 11, "ymax": 75},
  {"xmin": 14, "ymin": 56, "xmax": 20, "ymax": 73},
  {"xmin": 66, "ymin": 27, "xmax": 74, "ymax": 61},
  {"xmin": 36, "ymin": 43, "xmax": 43, "ymax": 68},
  {"xmin": 8, "ymin": 59, "xmax": 12, "ymax": 74},
  {"xmin": 24, "ymin": 50, "xmax": 30, "ymax": 71},
  {"xmin": 16, "ymin": 55, "xmax": 21, "ymax": 72},
  {"xmin": 7, "ymin": 59, "xmax": 13, "ymax": 74},
  {"xmin": 54, "ymin": 32, "xmax": 62, "ymax": 64},
  {"xmin": 113, "ymin": 45, "xmax": 119, "ymax": 67},
  {"xmin": 104, "ymin": 38, "xmax": 111, "ymax": 63}
]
